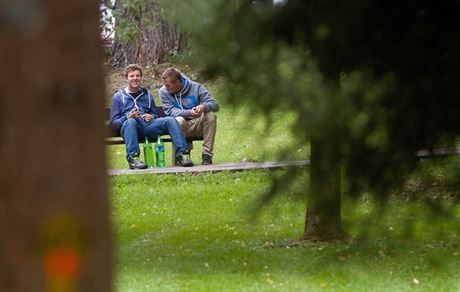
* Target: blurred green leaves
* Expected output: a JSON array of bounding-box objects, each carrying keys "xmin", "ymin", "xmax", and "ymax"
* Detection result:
[
  {"xmin": 174, "ymin": 0, "xmax": 460, "ymax": 198},
  {"xmin": 157, "ymin": 0, "xmax": 460, "ymax": 238}
]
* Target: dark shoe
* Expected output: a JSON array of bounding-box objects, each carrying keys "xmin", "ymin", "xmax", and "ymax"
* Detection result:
[
  {"xmin": 128, "ymin": 155, "xmax": 148, "ymax": 169},
  {"xmin": 175, "ymin": 152, "xmax": 193, "ymax": 167},
  {"xmin": 202, "ymin": 154, "xmax": 213, "ymax": 165}
]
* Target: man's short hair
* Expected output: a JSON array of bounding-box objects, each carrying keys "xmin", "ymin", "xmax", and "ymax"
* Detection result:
[
  {"xmin": 161, "ymin": 67, "xmax": 182, "ymax": 82},
  {"xmin": 124, "ymin": 64, "xmax": 143, "ymax": 78}
]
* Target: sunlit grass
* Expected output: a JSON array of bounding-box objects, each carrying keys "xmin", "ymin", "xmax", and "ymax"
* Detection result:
[{"xmin": 111, "ymin": 171, "xmax": 460, "ymax": 291}]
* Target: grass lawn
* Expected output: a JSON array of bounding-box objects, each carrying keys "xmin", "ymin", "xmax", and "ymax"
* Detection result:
[{"xmin": 111, "ymin": 170, "xmax": 460, "ymax": 291}]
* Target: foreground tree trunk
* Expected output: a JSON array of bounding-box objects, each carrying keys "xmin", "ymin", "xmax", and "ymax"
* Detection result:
[
  {"xmin": 302, "ymin": 138, "xmax": 344, "ymax": 241},
  {"xmin": 0, "ymin": 0, "xmax": 111, "ymax": 291}
]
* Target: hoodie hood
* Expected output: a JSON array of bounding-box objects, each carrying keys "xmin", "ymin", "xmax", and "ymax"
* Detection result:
[
  {"xmin": 169, "ymin": 74, "xmax": 197, "ymax": 110},
  {"xmin": 178, "ymin": 74, "xmax": 192, "ymax": 96}
]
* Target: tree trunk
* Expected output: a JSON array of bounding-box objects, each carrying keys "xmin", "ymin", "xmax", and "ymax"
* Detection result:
[
  {"xmin": 0, "ymin": 0, "xmax": 111, "ymax": 291},
  {"xmin": 302, "ymin": 138, "xmax": 344, "ymax": 241}
]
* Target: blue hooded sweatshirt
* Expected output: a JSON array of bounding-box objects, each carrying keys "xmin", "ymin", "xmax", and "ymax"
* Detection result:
[
  {"xmin": 159, "ymin": 74, "xmax": 219, "ymax": 120},
  {"xmin": 109, "ymin": 87, "xmax": 159, "ymax": 131}
]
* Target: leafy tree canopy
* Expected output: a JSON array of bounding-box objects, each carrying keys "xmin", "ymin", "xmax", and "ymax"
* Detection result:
[{"xmin": 179, "ymin": 0, "xmax": 460, "ymax": 200}]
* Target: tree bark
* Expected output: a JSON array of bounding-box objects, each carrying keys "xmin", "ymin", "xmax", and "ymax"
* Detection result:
[
  {"xmin": 302, "ymin": 138, "xmax": 344, "ymax": 241},
  {"xmin": 0, "ymin": 0, "xmax": 111, "ymax": 291}
]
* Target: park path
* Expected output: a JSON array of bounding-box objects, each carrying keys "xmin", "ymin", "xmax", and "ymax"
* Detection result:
[
  {"xmin": 108, "ymin": 160, "xmax": 310, "ymax": 176},
  {"xmin": 108, "ymin": 147, "xmax": 460, "ymax": 176}
]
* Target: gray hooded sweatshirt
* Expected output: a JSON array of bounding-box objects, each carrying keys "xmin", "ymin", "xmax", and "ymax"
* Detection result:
[{"xmin": 159, "ymin": 74, "xmax": 219, "ymax": 120}]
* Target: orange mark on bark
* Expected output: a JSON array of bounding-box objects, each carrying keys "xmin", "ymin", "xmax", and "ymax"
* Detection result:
[{"xmin": 44, "ymin": 247, "xmax": 81, "ymax": 280}]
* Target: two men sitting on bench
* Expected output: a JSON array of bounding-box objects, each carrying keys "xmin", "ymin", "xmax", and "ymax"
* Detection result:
[{"xmin": 110, "ymin": 64, "xmax": 193, "ymax": 169}]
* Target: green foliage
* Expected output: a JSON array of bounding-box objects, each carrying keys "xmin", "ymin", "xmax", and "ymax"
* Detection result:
[
  {"xmin": 176, "ymin": 0, "xmax": 460, "ymax": 200},
  {"xmin": 115, "ymin": 19, "xmax": 140, "ymax": 42},
  {"xmin": 113, "ymin": 0, "xmax": 157, "ymax": 42}
]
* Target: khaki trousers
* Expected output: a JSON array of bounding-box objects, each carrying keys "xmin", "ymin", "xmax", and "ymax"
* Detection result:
[{"xmin": 175, "ymin": 112, "xmax": 217, "ymax": 156}]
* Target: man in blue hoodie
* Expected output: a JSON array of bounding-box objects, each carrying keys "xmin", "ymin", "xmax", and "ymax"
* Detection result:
[
  {"xmin": 159, "ymin": 68, "xmax": 219, "ymax": 165},
  {"xmin": 110, "ymin": 64, "xmax": 193, "ymax": 169}
]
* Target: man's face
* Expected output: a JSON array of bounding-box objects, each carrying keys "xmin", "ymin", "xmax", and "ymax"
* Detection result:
[
  {"xmin": 126, "ymin": 70, "xmax": 142, "ymax": 91},
  {"xmin": 162, "ymin": 78, "xmax": 182, "ymax": 94}
]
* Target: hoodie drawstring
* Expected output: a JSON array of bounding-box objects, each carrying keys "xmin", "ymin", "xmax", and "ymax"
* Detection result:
[
  {"xmin": 174, "ymin": 92, "xmax": 183, "ymax": 110},
  {"xmin": 122, "ymin": 89, "xmax": 142, "ymax": 110}
]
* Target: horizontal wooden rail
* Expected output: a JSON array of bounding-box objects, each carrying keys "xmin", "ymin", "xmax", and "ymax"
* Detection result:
[{"xmin": 416, "ymin": 147, "xmax": 460, "ymax": 157}]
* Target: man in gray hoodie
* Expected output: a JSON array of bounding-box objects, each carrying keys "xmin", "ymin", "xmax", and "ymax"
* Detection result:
[{"xmin": 159, "ymin": 67, "xmax": 219, "ymax": 165}]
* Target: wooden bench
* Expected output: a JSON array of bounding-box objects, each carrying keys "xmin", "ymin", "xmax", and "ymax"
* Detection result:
[{"xmin": 105, "ymin": 107, "xmax": 203, "ymax": 165}]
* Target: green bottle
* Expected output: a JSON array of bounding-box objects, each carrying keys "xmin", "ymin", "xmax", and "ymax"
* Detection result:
[
  {"xmin": 143, "ymin": 137, "xmax": 154, "ymax": 168},
  {"xmin": 155, "ymin": 135, "xmax": 165, "ymax": 168}
]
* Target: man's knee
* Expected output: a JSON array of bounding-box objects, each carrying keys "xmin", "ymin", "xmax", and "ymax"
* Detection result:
[
  {"xmin": 163, "ymin": 116, "xmax": 182, "ymax": 131},
  {"xmin": 175, "ymin": 116, "xmax": 186, "ymax": 128},
  {"xmin": 125, "ymin": 118, "xmax": 137, "ymax": 125},
  {"xmin": 204, "ymin": 112, "xmax": 216, "ymax": 123},
  {"xmin": 120, "ymin": 118, "xmax": 139, "ymax": 139},
  {"xmin": 122, "ymin": 118, "xmax": 138, "ymax": 131}
]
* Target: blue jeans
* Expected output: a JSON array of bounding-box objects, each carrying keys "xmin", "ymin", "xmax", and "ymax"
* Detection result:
[{"xmin": 120, "ymin": 117, "xmax": 189, "ymax": 160}]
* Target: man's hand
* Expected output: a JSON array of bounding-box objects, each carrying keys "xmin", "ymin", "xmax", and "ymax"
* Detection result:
[
  {"xmin": 128, "ymin": 107, "xmax": 141, "ymax": 119},
  {"xmin": 142, "ymin": 114, "xmax": 154, "ymax": 122},
  {"xmin": 190, "ymin": 105, "xmax": 205, "ymax": 118}
]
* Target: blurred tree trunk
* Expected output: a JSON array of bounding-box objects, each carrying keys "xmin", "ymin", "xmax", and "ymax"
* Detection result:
[
  {"xmin": 0, "ymin": 0, "xmax": 111, "ymax": 291},
  {"xmin": 303, "ymin": 138, "xmax": 344, "ymax": 241},
  {"xmin": 107, "ymin": 0, "xmax": 189, "ymax": 67},
  {"xmin": 302, "ymin": 82, "xmax": 345, "ymax": 241}
]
